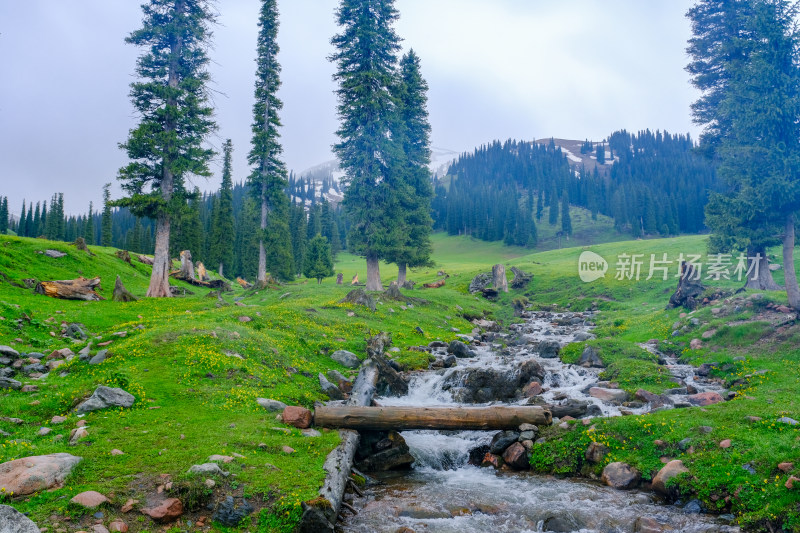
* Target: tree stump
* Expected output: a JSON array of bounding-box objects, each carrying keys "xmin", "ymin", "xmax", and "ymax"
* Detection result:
[
  {"xmin": 492, "ymin": 264, "xmax": 508, "ymax": 293},
  {"xmin": 179, "ymin": 250, "xmax": 195, "ymax": 281},
  {"xmin": 115, "ymin": 250, "xmax": 132, "ymax": 264},
  {"xmin": 236, "ymin": 277, "xmax": 253, "ymax": 289},
  {"xmin": 74, "ymin": 237, "xmax": 88, "ymax": 252},
  {"xmin": 510, "ymin": 267, "xmax": 532, "ymax": 289},
  {"xmin": 112, "ymin": 275, "xmax": 138, "ymax": 302},
  {"xmin": 351, "ymin": 274, "xmax": 359, "ymax": 285},
  {"xmin": 35, "ymin": 277, "xmax": 104, "ymax": 301},
  {"xmin": 336, "ymin": 273, "xmax": 343, "ymax": 285},
  {"xmin": 340, "ymin": 289, "xmax": 376, "ymax": 311},
  {"xmin": 667, "ymin": 262, "xmax": 705, "ymax": 310},
  {"xmin": 196, "ymin": 262, "xmax": 209, "ymax": 281}
]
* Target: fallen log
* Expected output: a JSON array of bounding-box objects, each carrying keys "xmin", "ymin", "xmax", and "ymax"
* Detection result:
[
  {"xmin": 348, "ymin": 359, "xmax": 379, "ymax": 407},
  {"xmin": 138, "ymin": 255, "xmax": 154, "ymax": 266},
  {"xmin": 298, "ymin": 430, "xmax": 359, "ymax": 532},
  {"xmin": 298, "ymin": 347, "xmax": 379, "ymax": 531},
  {"xmin": 314, "ymin": 405, "xmax": 552, "ymax": 430},
  {"xmin": 423, "ymin": 279, "xmax": 446, "ymax": 289},
  {"xmin": 35, "ymin": 277, "xmax": 104, "ymax": 301}
]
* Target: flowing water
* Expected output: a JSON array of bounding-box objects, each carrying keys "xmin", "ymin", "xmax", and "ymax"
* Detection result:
[{"xmin": 341, "ymin": 311, "xmax": 738, "ymax": 533}]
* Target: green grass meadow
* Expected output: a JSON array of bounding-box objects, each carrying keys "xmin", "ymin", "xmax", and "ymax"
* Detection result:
[{"xmin": 1, "ymin": 232, "xmax": 799, "ymax": 531}]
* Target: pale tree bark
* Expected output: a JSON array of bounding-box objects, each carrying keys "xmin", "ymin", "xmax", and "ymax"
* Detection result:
[
  {"xmin": 744, "ymin": 244, "xmax": 782, "ymax": 291},
  {"xmin": 146, "ymin": 0, "xmax": 183, "ymax": 298},
  {"xmin": 147, "ymin": 214, "xmax": 173, "ymax": 297},
  {"xmin": 257, "ymin": 181, "xmax": 268, "ymax": 287},
  {"xmin": 783, "ymin": 213, "xmax": 800, "ymax": 310},
  {"xmin": 366, "ymin": 252, "xmax": 383, "ymax": 291},
  {"xmin": 218, "ymin": 263, "xmax": 224, "ymax": 279},
  {"xmin": 397, "ymin": 262, "xmax": 407, "ymax": 286}
]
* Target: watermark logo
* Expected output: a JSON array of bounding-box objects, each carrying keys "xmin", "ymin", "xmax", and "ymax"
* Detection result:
[
  {"xmin": 578, "ymin": 251, "xmax": 608, "ymax": 283},
  {"xmin": 577, "ymin": 251, "xmax": 770, "ymax": 283}
]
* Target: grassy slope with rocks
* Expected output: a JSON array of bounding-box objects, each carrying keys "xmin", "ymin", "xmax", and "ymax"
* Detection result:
[
  {"xmin": 0, "ymin": 235, "xmax": 494, "ymax": 532},
  {"xmin": 2, "ymin": 233, "xmax": 799, "ymax": 531}
]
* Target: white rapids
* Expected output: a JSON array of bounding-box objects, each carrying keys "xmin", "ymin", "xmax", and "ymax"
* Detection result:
[{"xmin": 341, "ymin": 311, "xmax": 738, "ymax": 533}]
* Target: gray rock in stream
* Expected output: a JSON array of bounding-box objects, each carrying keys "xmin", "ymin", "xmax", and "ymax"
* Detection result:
[
  {"xmin": 536, "ymin": 339, "xmax": 561, "ymax": 358},
  {"xmin": 447, "ymin": 340, "xmax": 476, "ymax": 358},
  {"xmin": 443, "ymin": 359, "xmax": 545, "ymax": 403},
  {"xmin": 489, "ymin": 430, "xmax": 520, "ymax": 454}
]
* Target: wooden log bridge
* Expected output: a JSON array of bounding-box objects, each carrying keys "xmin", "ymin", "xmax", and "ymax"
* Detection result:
[{"xmin": 314, "ymin": 405, "xmax": 552, "ymax": 430}]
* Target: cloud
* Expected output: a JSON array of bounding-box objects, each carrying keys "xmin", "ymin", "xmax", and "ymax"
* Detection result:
[{"xmin": 0, "ymin": 0, "xmax": 699, "ymax": 216}]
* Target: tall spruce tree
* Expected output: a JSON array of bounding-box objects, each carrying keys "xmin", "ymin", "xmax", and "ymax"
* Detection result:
[
  {"xmin": 561, "ymin": 192, "xmax": 572, "ymax": 236},
  {"xmin": 687, "ymin": 0, "xmax": 781, "ymax": 290},
  {"xmin": 209, "ymin": 139, "xmax": 236, "ymax": 277},
  {"xmin": 0, "ymin": 197, "xmax": 7, "ymax": 235},
  {"xmin": 304, "ymin": 234, "xmax": 334, "ymax": 284},
  {"xmin": 331, "ymin": 0, "xmax": 403, "ymax": 291},
  {"xmin": 18, "ymin": 201, "xmax": 26, "ymax": 237},
  {"xmin": 171, "ymin": 188, "xmax": 204, "ymax": 259},
  {"xmin": 248, "ymin": 0, "xmax": 294, "ymax": 285},
  {"xmin": 116, "ymin": 0, "xmax": 216, "ymax": 297},
  {"xmin": 691, "ymin": 0, "xmax": 800, "ymax": 299},
  {"xmin": 289, "ymin": 201, "xmax": 307, "ymax": 275},
  {"xmin": 84, "ymin": 202, "xmax": 95, "ymax": 245},
  {"xmin": 385, "ymin": 49, "xmax": 434, "ymax": 285},
  {"xmin": 101, "ymin": 184, "xmax": 113, "ymax": 247},
  {"xmin": 24, "ymin": 203, "xmax": 33, "ymax": 237}
]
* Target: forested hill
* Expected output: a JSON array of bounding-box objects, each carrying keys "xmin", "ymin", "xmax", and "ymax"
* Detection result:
[{"xmin": 432, "ymin": 130, "xmax": 717, "ymax": 246}]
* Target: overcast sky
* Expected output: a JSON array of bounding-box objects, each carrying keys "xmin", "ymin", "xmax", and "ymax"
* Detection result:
[{"xmin": 0, "ymin": 0, "xmax": 699, "ymax": 216}]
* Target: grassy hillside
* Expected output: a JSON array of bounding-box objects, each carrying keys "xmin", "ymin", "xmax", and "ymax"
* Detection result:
[
  {"xmin": 0, "ymin": 235, "xmax": 498, "ymax": 532},
  {"xmin": 535, "ymin": 205, "xmax": 628, "ymax": 250},
  {"xmin": 2, "ymin": 233, "xmax": 800, "ymax": 531}
]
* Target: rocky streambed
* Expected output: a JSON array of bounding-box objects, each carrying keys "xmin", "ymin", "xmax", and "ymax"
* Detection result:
[{"xmin": 340, "ymin": 310, "xmax": 739, "ymax": 533}]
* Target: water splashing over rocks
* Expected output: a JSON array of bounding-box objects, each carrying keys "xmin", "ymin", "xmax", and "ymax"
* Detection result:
[{"xmin": 342, "ymin": 310, "xmax": 738, "ymax": 532}]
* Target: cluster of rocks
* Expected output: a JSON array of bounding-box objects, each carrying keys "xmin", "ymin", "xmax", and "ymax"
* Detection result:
[
  {"xmin": 470, "ymin": 424, "xmax": 539, "ymax": 471},
  {"xmin": 0, "ymin": 449, "xmax": 259, "ymax": 531},
  {"xmin": 0, "ymin": 345, "xmax": 73, "ymax": 389},
  {"xmin": 0, "ymin": 339, "xmax": 130, "ymax": 393}
]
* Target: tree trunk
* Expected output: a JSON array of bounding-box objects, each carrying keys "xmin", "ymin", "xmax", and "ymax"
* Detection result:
[
  {"xmin": 397, "ymin": 262, "xmax": 407, "ymax": 286},
  {"xmin": 147, "ymin": 0, "xmax": 183, "ymax": 298},
  {"xmin": 147, "ymin": 214, "xmax": 172, "ymax": 297},
  {"xmin": 783, "ymin": 213, "xmax": 800, "ymax": 310},
  {"xmin": 365, "ymin": 252, "xmax": 382, "ymax": 291},
  {"xmin": 258, "ymin": 182, "xmax": 268, "ymax": 286},
  {"xmin": 217, "ymin": 263, "xmax": 223, "ymax": 279},
  {"xmin": 744, "ymin": 245, "xmax": 782, "ymax": 291},
  {"xmin": 313, "ymin": 405, "xmax": 552, "ymax": 430},
  {"xmin": 492, "ymin": 264, "xmax": 508, "ymax": 292}
]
